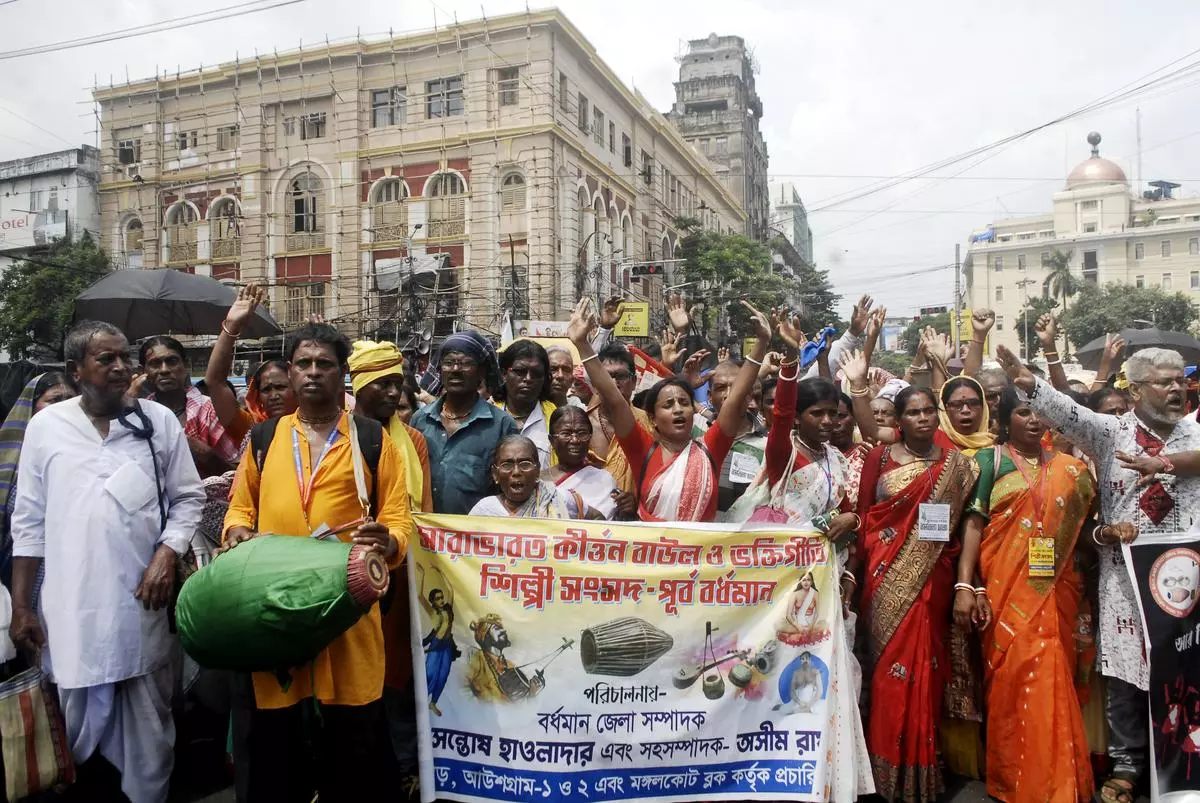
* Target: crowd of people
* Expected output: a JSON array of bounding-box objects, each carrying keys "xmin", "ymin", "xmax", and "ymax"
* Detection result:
[{"xmin": 0, "ymin": 283, "xmax": 1192, "ymax": 803}]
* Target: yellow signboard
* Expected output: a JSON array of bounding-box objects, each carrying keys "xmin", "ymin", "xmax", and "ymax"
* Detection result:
[
  {"xmin": 614, "ymin": 302, "xmax": 650, "ymax": 337},
  {"xmin": 742, "ymin": 337, "xmax": 758, "ymax": 359},
  {"xmin": 951, "ymin": 309, "xmax": 986, "ymax": 354}
]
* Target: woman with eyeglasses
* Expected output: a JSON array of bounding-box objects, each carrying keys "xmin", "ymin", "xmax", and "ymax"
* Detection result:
[
  {"xmin": 846, "ymin": 384, "xmax": 980, "ymax": 803},
  {"xmin": 938, "ymin": 376, "xmax": 996, "ymax": 456},
  {"xmin": 541, "ymin": 406, "xmax": 621, "ymax": 519},
  {"xmin": 469, "ymin": 435, "xmax": 601, "ymax": 519}
]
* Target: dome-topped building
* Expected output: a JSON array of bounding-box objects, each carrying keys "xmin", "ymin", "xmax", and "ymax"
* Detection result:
[
  {"xmin": 966, "ymin": 131, "xmax": 1200, "ymax": 358},
  {"xmin": 1065, "ymin": 132, "xmax": 1128, "ymax": 189}
]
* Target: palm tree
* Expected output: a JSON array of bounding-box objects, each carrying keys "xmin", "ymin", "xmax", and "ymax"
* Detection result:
[{"xmin": 1043, "ymin": 248, "xmax": 1077, "ymax": 360}]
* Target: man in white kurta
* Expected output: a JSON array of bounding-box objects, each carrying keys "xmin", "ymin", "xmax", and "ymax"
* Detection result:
[{"xmin": 10, "ymin": 323, "xmax": 203, "ymax": 803}]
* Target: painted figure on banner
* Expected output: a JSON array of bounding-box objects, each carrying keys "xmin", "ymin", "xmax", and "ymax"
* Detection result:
[
  {"xmin": 466, "ymin": 613, "xmax": 551, "ymax": 703},
  {"xmin": 417, "ymin": 563, "xmax": 459, "ymax": 717},
  {"xmin": 779, "ymin": 571, "xmax": 829, "ymax": 647}
]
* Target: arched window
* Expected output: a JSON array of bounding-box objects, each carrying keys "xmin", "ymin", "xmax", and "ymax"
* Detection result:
[
  {"xmin": 371, "ymin": 178, "xmax": 409, "ymax": 242},
  {"xmin": 286, "ymin": 171, "xmax": 324, "ymax": 251},
  {"xmin": 290, "ymin": 173, "xmax": 321, "ymax": 234},
  {"xmin": 209, "ymin": 197, "xmax": 241, "ymax": 259},
  {"xmin": 164, "ymin": 203, "xmax": 198, "ymax": 263},
  {"xmin": 125, "ymin": 218, "xmax": 144, "ymax": 254},
  {"xmin": 426, "ymin": 171, "xmax": 466, "ymax": 238},
  {"xmin": 500, "ymin": 173, "xmax": 526, "ymax": 212}
]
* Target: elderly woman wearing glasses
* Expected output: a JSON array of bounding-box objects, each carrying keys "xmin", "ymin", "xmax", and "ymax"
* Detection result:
[{"xmin": 469, "ymin": 435, "xmax": 604, "ymax": 520}]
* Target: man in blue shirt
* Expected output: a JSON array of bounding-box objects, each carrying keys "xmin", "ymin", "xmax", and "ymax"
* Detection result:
[{"xmin": 412, "ymin": 331, "xmax": 518, "ymax": 514}]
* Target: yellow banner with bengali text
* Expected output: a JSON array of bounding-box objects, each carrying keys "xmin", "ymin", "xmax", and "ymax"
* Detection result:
[{"xmin": 407, "ymin": 513, "xmax": 871, "ymax": 803}]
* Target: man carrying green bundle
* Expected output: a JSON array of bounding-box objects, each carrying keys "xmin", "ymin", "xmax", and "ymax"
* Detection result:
[{"xmin": 222, "ymin": 322, "xmax": 413, "ymax": 801}]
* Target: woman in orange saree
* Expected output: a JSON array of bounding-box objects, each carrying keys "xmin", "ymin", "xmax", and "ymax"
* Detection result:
[
  {"xmin": 957, "ymin": 385, "xmax": 1096, "ymax": 803},
  {"xmin": 853, "ymin": 385, "xmax": 979, "ymax": 802}
]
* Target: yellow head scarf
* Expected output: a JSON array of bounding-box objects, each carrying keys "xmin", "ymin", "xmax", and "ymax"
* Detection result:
[
  {"xmin": 348, "ymin": 340, "xmax": 425, "ymax": 511},
  {"xmin": 938, "ymin": 375, "xmax": 995, "ymax": 454}
]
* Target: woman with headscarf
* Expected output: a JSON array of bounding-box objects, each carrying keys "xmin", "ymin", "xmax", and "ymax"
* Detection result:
[
  {"xmin": 411, "ymin": 330, "xmax": 519, "ymax": 515},
  {"xmin": 0, "ymin": 372, "xmax": 76, "ymax": 587},
  {"xmin": 937, "ymin": 375, "xmax": 995, "ymax": 456},
  {"xmin": 469, "ymin": 435, "xmax": 600, "ymax": 519}
]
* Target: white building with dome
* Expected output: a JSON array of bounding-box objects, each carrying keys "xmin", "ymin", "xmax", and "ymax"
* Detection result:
[{"xmin": 965, "ymin": 132, "xmax": 1200, "ymax": 357}]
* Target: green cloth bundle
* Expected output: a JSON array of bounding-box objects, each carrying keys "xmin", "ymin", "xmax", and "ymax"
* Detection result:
[{"xmin": 176, "ymin": 535, "xmax": 389, "ymax": 674}]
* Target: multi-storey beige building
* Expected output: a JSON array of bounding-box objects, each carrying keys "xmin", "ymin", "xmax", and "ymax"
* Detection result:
[
  {"xmin": 92, "ymin": 9, "xmax": 744, "ymax": 342},
  {"xmin": 966, "ymin": 132, "xmax": 1200, "ymax": 356}
]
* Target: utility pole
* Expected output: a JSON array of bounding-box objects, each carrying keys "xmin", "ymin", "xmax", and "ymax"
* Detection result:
[{"xmin": 953, "ymin": 243, "xmax": 961, "ymax": 355}]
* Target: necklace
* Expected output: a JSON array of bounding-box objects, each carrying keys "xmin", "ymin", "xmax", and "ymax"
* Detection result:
[
  {"xmin": 1010, "ymin": 444, "xmax": 1041, "ymax": 466},
  {"xmin": 440, "ymin": 403, "xmax": 472, "ymax": 421},
  {"xmin": 298, "ymin": 410, "xmax": 340, "ymax": 426},
  {"xmin": 902, "ymin": 441, "xmax": 935, "ymax": 460},
  {"xmin": 795, "ymin": 435, "xmax": 822, "ymax": 456}
]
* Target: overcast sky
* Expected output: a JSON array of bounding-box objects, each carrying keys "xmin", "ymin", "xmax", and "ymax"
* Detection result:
[{"xmin": 3, "ymin": 0, "xmax": 1199, "ymax": 316}]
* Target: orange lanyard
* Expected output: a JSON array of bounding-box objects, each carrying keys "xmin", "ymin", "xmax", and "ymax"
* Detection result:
[{"xmin": 1007, "ymin": 445, "xmax": 1046, "ymax": 534}]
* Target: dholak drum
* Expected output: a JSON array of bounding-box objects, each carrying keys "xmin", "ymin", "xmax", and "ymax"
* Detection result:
[
  {"xmin": 580, "ymin": 617, "xmax": 674, "ymax": 677},
  {"xmin": 176, "ymin": 535, "xmax": 389, "ymax": 673}
]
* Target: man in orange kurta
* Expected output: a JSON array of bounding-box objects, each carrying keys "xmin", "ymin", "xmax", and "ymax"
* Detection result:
[{"xmin": 223, "ymin": 323, "xmax": 412, "ymax": 802}]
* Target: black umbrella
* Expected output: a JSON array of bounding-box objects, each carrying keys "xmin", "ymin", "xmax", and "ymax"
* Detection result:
[
  {"xmin": 1074, "ymin": 327, "xmax": 1200, "ymax": 371},
  {"xmin": 74, "ymin": 270, "xmax": 281, "ymax": 342}
]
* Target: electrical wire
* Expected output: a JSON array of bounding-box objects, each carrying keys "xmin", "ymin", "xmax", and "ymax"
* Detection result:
[{"xmin": 0, "ymin": 0, "xmax": 310, "ymax": 62}]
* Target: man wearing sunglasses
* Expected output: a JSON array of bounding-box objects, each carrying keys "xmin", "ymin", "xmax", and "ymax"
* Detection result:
[{"xmin": 997, "ymin": 345, "xmax": 1200, "ymax": 801}]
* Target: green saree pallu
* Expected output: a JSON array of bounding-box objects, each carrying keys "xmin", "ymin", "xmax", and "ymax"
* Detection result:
[{"xmin": 176, "ymin": 535, "xmax": 390, "ymax": 674}]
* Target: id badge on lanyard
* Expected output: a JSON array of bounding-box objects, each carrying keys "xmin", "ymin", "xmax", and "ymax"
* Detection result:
[
  {"xmin": 1029, "ymin": 536, "xmax": 1056, "ymax": 577},
  {"xmin": 917, "ymin": 503, "xmax": 951, "ymax": 542},
  {"xmin": 293, "ymin": 426, "xmax": 340, "ymax": 532}
]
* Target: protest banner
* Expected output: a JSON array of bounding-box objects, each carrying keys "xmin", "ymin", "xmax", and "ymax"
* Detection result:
[
  {"xmin": 408, "ymin": 515, "xmax": 871, "ymax": 802},
  {"xmin": 1124, "ymin": 531, "xmax": 1200, "ymax": 801}
]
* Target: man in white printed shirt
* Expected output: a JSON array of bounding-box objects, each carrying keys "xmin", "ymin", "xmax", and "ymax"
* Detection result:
[
  {"xmin": 999, "ymin": 345, "xmax": 1200, "ymax": 793},
  {"xmin": 9, "ymin": 320, "xmax": 204, "ymax": 803}
]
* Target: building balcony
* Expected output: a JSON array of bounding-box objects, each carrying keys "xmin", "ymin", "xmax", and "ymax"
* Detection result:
[
  {"xmin": 166, "ymin": 241, "xmax": 197, "ymax": 262},
  {"xmin": 211, "ymin": 237, "xmax": 241, "ymax": 259},
  {"xmin": 427, "ymin": 217, "xmax": 465, "ymax": 238},
  {"xmin": 674, "ymin": 110, "xmax": 745, "ymax": 130},
  {"xmin": 285, "ymin": 232, "xmax": 327, "ymax": 252},
  {"xmin": 373, "ymin": 221, "xmax": 410, "ymax": 243}
]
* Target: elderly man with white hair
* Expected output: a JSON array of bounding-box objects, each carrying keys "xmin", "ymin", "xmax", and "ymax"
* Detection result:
[{"xmin": 996, "ymin": 344, "xmax": 1200, "ymax": 801}]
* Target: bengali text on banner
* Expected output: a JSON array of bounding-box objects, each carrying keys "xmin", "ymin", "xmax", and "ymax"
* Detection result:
[{"xmin": 406, "ymin": 514, "xmax": 871, "ymax": 803}]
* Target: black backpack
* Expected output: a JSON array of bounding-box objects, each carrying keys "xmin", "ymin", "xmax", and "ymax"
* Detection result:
[{"xmin": 248, "ymin": 414, "xmax": 385, "ymax": 512}]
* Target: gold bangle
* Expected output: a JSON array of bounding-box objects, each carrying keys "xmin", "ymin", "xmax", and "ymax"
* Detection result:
[{"xmin": 849, "ymin": 386, "xmax": 870, "ymax": 397}]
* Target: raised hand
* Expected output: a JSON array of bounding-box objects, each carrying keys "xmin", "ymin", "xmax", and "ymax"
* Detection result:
[
  {"xmin": 599, "ymin": 297, "xmax": 624, "ymax": 329},
  {"xmin": 971, "ymin": 308, "xmax": 995, "ymax": 338},
  {"xmin": 1034, "ymin": 313, "xmax": 1058, "ymax": 348},
  {"xmin": 667, "ymin": 293, "xmax": 691, "ymax": 333},
  {"xmin": 717, "ymin": 346, "xmax": 730, "ymax": 363},
  {"xmin": 772, "ymin": 306, "xmax": 805, "ymax": 350},
  {"xmin": 566, "ymin": 298, "xmax": 596, "ymax": 347},
  {"xmin": 224, "ymin": 283, "xmax": 265, "ymax": 336},
  {"xmin": 921, "ymin": 326, "xmax": 951, "ymax": 364},
  {"xmin": 1105, "ymin": 333, "xmax": 1126, "ymax": 362},
  {"xmin": 866, "ymin": 306, "xmax": 887, "ymax": 343},
  {"xmin": 995, "ymin": 345, "xmax": 1035, "ymax": 391},
  {"xmin": 659, "ymin": 329, "xmax": 680, "ymax": 367},
  {"xmin": 849, "ymin": 294, "xmax": 874, "ymax": 336},
  {"xmin": 741, "ymin": 300, "xmax": 772, "ymax": 345},
  {"xmin": 838, "ymin": 349, "xmax": 869, "ymax": 385},
  {"xmin": 682, "ymin": 349, "xmax": 712, "ymax": 389},
  {"xmin": 760, "ymin": 351, "xmax": 782, "ymax": 377}
]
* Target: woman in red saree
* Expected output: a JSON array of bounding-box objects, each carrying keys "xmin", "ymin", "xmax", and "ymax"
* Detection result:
[
  {"xmin": 957, "ymin": 385, "xmax": 1097, "ymax": 802},
  {"xmin": 567, "ymin": 297, "xmax": 769, "ymax": 522},
  {"xmin": 852, "ymin": 385, "xmax": 979, "ymax": 802}
]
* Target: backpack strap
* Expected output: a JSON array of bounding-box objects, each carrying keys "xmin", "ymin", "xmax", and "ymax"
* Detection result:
[
  {"xmin": 351, "ymin": 415, "xmax": 384, "ymax": 510},
  {"xmin": 250, "ymin": 417, "xmax": 281, "ymax": 476}
]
